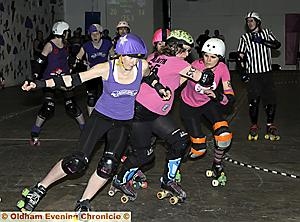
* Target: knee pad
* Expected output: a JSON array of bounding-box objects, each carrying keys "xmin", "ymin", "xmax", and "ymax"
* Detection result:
[
  {"xmin": 87, "ymin": 92, "xmax": 97, "ymax": 107},
  {"xmin": 97, "ymin": 152, "xmax": 119, "ymax": 179},
  {"xmin": 213, "ymin": 121, "xmax": 232, "ymax": 150},
  {"xmin": 38, "ymin": 98, "xmax": 55, "ymax": 120},
  {"xmin": 65, "ymin": 99, "xmax": 82, "ymax": 118},
  {"xmin": 189, "ymin": 136, "xmax": 207, "ymax": 158},
  {"xmin": 62, "ymin": 151, "xmax": 89, "ymax": 175},
  {"xmin": 166, "ymin": 129, "xmax": 190, "ymax": 159}
]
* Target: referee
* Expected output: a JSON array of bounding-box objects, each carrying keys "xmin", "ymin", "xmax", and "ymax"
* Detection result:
[{"xmin": 237, "ymin": 11, "xmax": 281, "ymax": 141}]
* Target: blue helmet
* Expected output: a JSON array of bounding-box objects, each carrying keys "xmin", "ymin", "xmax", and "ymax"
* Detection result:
[
  {"xmin": 115, "ymin": 33, "xmax": 147, "ymax": 57},
  {"xmin": 88, "ymin": 24, "xmax": 103, "ymax": 35}
]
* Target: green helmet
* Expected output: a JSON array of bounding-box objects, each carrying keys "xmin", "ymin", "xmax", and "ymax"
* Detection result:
[{"xmin": 167, "ymin": 30, "xmax": 194, "ymax": 47}]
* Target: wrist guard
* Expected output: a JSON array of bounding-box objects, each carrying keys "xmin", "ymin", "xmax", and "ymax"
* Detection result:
[
  {"xmin": 52, "ymin": 73, "xmax": 82, "ymax": 91},
  {"xmin": 198, "ymin": 69, "xmax": 214, "ymax": 87}
]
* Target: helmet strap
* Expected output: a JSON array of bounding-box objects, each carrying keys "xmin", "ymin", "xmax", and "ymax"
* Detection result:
[{"xmin": 117, "ymin": 55, "xmax": 132, "ymax": 71}]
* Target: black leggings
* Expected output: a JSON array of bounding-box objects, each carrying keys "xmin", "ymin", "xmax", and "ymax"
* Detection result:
[
  {"xmin": 180, "ymin": 100, "xmax": 224, "ymax": 138},
  {"xmin": 79, "ymin": 111, "xmax": 131, "ymax": 160},
  {"xmin": 247, "ymin": 72, "xmax": 276, "ymax": 105}
]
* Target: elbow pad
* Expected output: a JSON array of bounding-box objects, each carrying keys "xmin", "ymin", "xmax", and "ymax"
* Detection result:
[
  {"xmin": 52, "ymin": 73, "xmax": 82, "ymax": 91},
  {"xmin": 143, "ymin": 72, "xmax": 159, "ymax": 86}
]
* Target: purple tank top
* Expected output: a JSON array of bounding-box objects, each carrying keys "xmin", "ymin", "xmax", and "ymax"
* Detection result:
[
  {"xmin": 83, "ymin": 39, "xmax": 112, "ymax": 67},
  {"xmin": 42, "ymin": 41, "xmax": 69, "ymax": 80},
  {"xmin": 95, "ymin": 60, "xmax": 143, "ymax": 120}
]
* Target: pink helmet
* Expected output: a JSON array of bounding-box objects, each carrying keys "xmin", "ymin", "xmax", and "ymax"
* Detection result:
[{"xmin": 152, "ymin": 28, "xmax": 170, "ymax": 46}]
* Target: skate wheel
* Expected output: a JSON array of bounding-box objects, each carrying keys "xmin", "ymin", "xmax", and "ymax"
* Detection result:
[
  {"xmin": 264, "ymin": 134, "xmax": 270, "ymax": 140},
  {"xmin": 141, "ymin": 181, "xmax": 148, "ymax": 189},
  {"xmin": 157, "ymin": 191, "xmax": 167, "ymax": 200},
  {"xmin": 132, "ymin": 182, "xmax": 140, "ymax": 189},
  {"xmin": 212, "ymin": 179, "xmax": 219, "ymax": 187},
  {"xmin": 120, "ymin": 195, "xmax": 129, "ymax": 203},
  {"xmin": 206, "ymin": 170, "xmax": 213, "ymax": 177},
  {"xmin": 169, "ymin": 196, "xmax": 178, "ymax": 205},
  {"xmin": 22, "ymin": 188, "xmax": 30, "ymax": 197},
  {"xmin": 17, "ymin": 199, "xmax": 25, "ymax": 209},
  {"xmin": 108, "ymin": 189, "xmax": 115, "ymax": 197}
]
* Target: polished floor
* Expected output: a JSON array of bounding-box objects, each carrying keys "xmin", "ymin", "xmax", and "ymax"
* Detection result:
[{"xmin": 0, "ymin": 71, "xmax": 299, "ymax": 222}]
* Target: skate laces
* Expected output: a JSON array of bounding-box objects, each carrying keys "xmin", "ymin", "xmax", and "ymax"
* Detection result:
[
  {"xmin": 113, "ymin": 177, "xmax": 136, "ymax": 197},
  {"xmin": 28, "ymin": 185, "xmax": 46, "ymax": 205}
]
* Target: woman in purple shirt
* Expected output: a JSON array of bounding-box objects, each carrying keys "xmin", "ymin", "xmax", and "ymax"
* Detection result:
[
  {"xmin": 19, "ymin": 33, "xmax": 171, "ymax": 213},
  {"xmin": 29, "ymin": 21, "xmax": 85, "ymax": 146}
]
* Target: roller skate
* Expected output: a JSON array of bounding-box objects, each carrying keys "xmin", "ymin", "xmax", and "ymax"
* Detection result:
[
  {"xmin": 29, "ymin": 132, "xmax": 40, "ymax": 146},
  {"xmin": 206, "ymin": 162, "xmax": 227, "ymax": 187},
  {"xmin": 264, "ymin": 124, "xmax": 280, "ymax": 141},
  {"xmin": 108, "ymin": 177, "xmax": 137, "ymax": 203},
  {"xmin": 74, "ymin": 199, "xmax": 92, "ymax": 213},
  {"xmin": 156, "ymin": 178, "xmax": 186, "ymax": 205},
  {"xmin": 248, "ymin": 124, "xmax": 259, "ymax": 141},
  {"xmin": 130, "ymin": 170, "xmax": 148, "ymax": 189},
  {"xmin": 16, "ymin": 184, "xmax": 46, "ymax": 213}
]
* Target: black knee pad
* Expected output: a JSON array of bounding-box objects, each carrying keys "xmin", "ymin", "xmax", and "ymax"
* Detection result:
[
  {"xmin": 87, "ymin": 93, "xmax": 97, "ymax": 107},
  {"xmin": 38, "ymin": 98, "xmax": 55, "ymax": 120},
  {"xmin": 165, "ymin": 129, "xmax": 190, "ymax": 159},
  {"xmin": 97, "ymin": 152, "xmax": 119, "ymax": 179},
  {"xmin": 61, "ymin": 151, "xmax": 89, "ymax": 175},
  {"xmin": 65, "ymin": 99, "xmax": 82, "ymax": 118},
  {"xmin": 213, "ymin": 121, "xmax": 232, "ymax": 151},
  {"xmin": 130, "ymin": 146, "xmax": 154, "ymax": 166}
]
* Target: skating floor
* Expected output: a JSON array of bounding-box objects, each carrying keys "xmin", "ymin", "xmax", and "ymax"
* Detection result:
[{"xmin": 0, "ymin": 71, "xmax": 299, "ymax": 222}]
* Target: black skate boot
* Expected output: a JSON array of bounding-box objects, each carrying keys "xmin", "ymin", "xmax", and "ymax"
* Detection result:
[
  {"xmin": 29, "ymin": 132, "xmax": 40, "ymax": 146},
  {"xmin": 16, "ymin": 184, "xmax": 46, "ymax": 213},
  {"xmin": 157, "ymin": 178, "xmax": 186, "ymax": 205},
  {"xmin": 206, "ymin": 162, "xmax": 227, "ymax": 187},
  {"xmin": 74, "ymin": 199, "xmax": 92, "ymax": 213},
  {"xmin": 248, "ymin": 124, "xmax": 259, "ymax": 141},
  {"xmin": 130, "ymin": 170, "xmax": 148, "ymax": 189},
  {"xmin": 265, "ymin": 124, "xmax": 280, "ymax": 141},
  {"xmin": 108, "ymin": 177, "xmax": 137, "ymax": 203}
]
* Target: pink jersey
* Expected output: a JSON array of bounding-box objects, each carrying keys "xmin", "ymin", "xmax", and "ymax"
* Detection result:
[
  {"xmin": 136, "ymin": 53, "xmax": 190, "ymax": 115},
  {"xmin": 181, "ymin": 59, "xmax": 232, "ymax": 107}
]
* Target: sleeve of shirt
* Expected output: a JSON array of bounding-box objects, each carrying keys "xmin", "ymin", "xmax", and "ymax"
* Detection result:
[
  {"xmin": 237, "ymin": 36, "xmax": 246, "ymax": 53},
  {"xmin": 267, "ymin": 29, "xmax": 277, "ymax": 41}
]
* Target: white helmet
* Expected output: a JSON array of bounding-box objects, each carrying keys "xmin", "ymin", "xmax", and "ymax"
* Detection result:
[
  {"xmin": 116, "ymin": 20, "xmax": 130, "ymax": 30},
  {"xmin": 52, "ymin": 21, "xmax": 69, "ymax": 35},
  {"xmin": 201, "ymin": 38, "xmax": 225, "ymax": 58},
  {"xmin": 245, "ymin": 11, "xmax": 261, "ymax": 21}
]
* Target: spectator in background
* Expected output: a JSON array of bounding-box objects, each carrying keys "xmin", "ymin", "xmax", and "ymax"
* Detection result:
[
  {"xmin": 213, "ymin": 29, "xmax": 225, "ymax": 42},
  {"xmin": 33, "ymin": 30, "xmax": 45, "ymax": 60},
  {"xmin": 102, "ymin": 29, "xmax": 112, "ymax": 42},
  {"xmin": 195, "ymin": 29, "xmax": 210, "ymax": 58}
]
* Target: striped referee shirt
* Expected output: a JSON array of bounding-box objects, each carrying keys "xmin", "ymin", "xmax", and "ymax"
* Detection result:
[{"xmin": 237, "ymin": 29, "xmax": 278, "ymax": 74}]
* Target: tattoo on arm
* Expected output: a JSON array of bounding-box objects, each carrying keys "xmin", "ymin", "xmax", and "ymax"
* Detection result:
[{"xmin": 186, "ymin": 67, "xmax": 196, "ymax": 78}]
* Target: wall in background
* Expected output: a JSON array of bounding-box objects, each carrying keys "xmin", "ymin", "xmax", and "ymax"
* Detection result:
[
  {"xmin": 64, "ymin": 0, "xmax": 154, "ymax": 53},
  {"xmin": 0, "ymin": 0, "xmax": 64, "ymax": 87},
  {"xmin": 170, "ymin": 0, "xmax": 300, "ymax": 70}
]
